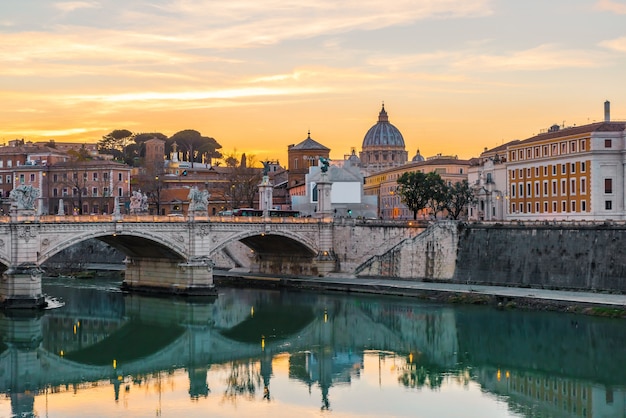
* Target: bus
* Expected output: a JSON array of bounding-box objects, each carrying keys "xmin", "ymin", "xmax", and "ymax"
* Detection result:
[{"xmin": 232, "ymin": 208, "xmax": 300, "ymax": 217}]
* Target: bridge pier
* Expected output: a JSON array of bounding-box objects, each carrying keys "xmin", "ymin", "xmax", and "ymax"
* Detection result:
[
  {"xmin": 0, "ymin": 264, "xmax": 46, "ymax": 309},
  {"xmin": 122, "ymin": 256, "xmax": 217, "ymax": 296}
]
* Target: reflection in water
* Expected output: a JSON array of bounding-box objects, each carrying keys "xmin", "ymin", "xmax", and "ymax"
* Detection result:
[{"xmin": 0, "ymin": 278, "xmax": 624, "ymax": 417}]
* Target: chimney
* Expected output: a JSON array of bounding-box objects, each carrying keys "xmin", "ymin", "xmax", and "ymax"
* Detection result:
[{"xmin": 605, "ymin": 100, "xmax": 611, "ymax": 122}]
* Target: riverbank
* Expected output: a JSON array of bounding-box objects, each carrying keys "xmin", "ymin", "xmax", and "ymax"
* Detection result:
[{"xmin": 214, "ymin": 271, "xmax": 626, "ymax": 318}]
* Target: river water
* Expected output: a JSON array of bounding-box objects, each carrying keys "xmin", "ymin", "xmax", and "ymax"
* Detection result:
[{"xmin": 0, "ymin": 277, "xmax": 624, "ymax": 418}]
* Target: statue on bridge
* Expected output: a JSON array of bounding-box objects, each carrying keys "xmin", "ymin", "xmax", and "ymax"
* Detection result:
[
  {"xmin": 9, "ymin": 185, "xmax": 40, "ymax": 210},
  {"xmin": 188, "ymin": 187, "xmax": 210, "ymax": 213},
  {"xmin": 319, "ymin": 157, "xmax": 330, "ymax": 173},
  {"xmin": 130, "ymin": 190, "xmax": 148, "ymax": 214}
]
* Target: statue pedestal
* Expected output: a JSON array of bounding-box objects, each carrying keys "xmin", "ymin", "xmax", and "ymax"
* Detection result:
[
  {"xmin": 315, "ymin": 174, "xmax": 333, "ymax": 220},
  {"xmin": 0, "ymin": 263, "xmax": 45, "ymax": 309},
  {"xmin": 258, "ymin": 176, "xmax": 273, "ymax": 217},
  {"xmin": 10, "ymin": 208, "xmax": 37, "ymax": 223}
]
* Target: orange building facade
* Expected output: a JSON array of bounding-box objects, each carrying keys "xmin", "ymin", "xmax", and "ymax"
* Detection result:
[{"xmin": 505, "ymin": 120, "xmax": 626, "ymax": 220}]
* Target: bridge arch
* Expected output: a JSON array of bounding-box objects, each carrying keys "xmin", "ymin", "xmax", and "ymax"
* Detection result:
[
  {"xmin": 38, "ymin": 229, "xmax": 188, "ymax": 265},
  {"xmin": 210, "ymin": 229, "xmax": 318, "ymax": 259}
]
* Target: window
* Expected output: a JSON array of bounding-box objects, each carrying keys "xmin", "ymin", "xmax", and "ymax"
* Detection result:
[
  {"xmin": 527, "ymin": 168, "xmax": 531, "ymax": 177},
  {"xmin": 103, "ymin": 187, "xmax": 109, "ymax": 197},
  {"xmin": 53, "ymin": 174, "xmax": 58, "ymax": 182},
  {"xmin": 605, "ymin": 139, "xmax": 612, "ymax": 148},
  {"xmin": 605, "ymin": 178, "xmax": 613, "ymax": 194},
  {"xmin": 511, "ymin": 184, "xmax": 516, "ymax": 198},
  {"xmin": 552, "ymin": 165, "xmax": 557, "ymax": 175},
  {"xmin": 93, "ymin": 172, "xmax": 98, "ymax": 181},
  {"xmin": 518, "ymin": 183, "xmax": 524, "ymax": 197},
  {"xmin": 561, "ymin": 179, "xmax": 566, "ymax": 195},
  {"xmin": 571, "ymin": 163, "xmax": 576, "ymax": 174},
  {"xmin": 527, "ymin": 183, "xmax": 531, "ymax": 197},
  {"xmin": 118, "ymin": 187, "xmax": 123, "ymax": 197},
  {"xmin": 544, "ymin": 201, "xmax": 548, "ymax": 212},
  {"xmin": 118, "ymin": 173, "xmax": 123, "ymax": 181},
  {"xmin": 570, "ymin": 179, "xmax": 576, "ymax": 195},
  {"xmin": 552, "ymin": 180, "xmax": 557, "ymax": 195},
  {"xmin": 562, "ymin": 201, "xmax": 567, "ymax": 212},
  {"xmin": 571, "ymin": 201, "xmax": 576, "ymax": 212},
  {"xmin": 553, "ymin": 201, "xmax": 557, "ymax": 212},
  {"xmin": 561, "ymin": 143, "xmax": 567, "ymax": 153},
  {"xmin": 561, "ymin": 164, "xmax": 566, "ymax": 174},
  {"xmin": 535, "ymin": 167, "xmax": 539, "ymax": 177},
  {"xmin": 29, "ymin": 173, "xmax": 35, "ymax": 182},
  {"xmin": 6, "ymin": 175, "xmax": 11, "ymax": 183},
  {"xmin": 527, "ymin": 202, "xmax": 532, "ymax": 213},
  {"xmin": 552, "ymin": 144, "xmax": 558, "ymax": 155},
  {"xmin": 511, "ymin": 170, "xmax": 516, "ymax": 180},
  {"xmin": 606, "ymin": 200, "xmax": 613, "ymax": 210},
  {"xmin": 535, "ymin": 182, "xmax": 540, "ymax": 196},
  {"xmin": 543, "ymin": 166, "xmax": 548, "ymax": 176},
  {"xmin": 581, "ymin": 162, "xmax": 586, "ymax": 172},
  {"xmin": 103, "ymin": 172, "xmax": 109, "ymax": 180},
  {"xmin": 92, "ymin": 187, "xmax": 98, "ymax": 196},
  {"xmin": 543, "ymin": 145, "xmax": 548, "ymax": 156},
  {"xmin": 535, "ymin": 147, "xmax": 540, "ymax": 157},
  {"xmin": 527, "ymin": 149, "xmax": 532, "ymax": 158},
  {"xmin": 512, "ymin": 203, "xmax": 517, "ymax": 212},
  {"xmin": 581, "ymin": 178, "xmax": 586, "ymax": 194},
  {"xmin": 19, "ymin": 174, "xmax": 24, "ymax": 183},
  {"xmin": 53, "ymin": 188, "xmax": 58, "ymax": 197},
  {"xmin": 535, "ymin": 202, "xmax": 540, "ymax": 212},
  {"xmin": 570, "ymin": 141, "xmax": 577, "ymax": 152},
  {"xmin": 543, "ymin": 181, "xmax": 548, "ymax": 196},
  {"xmin": 581, "ymin": 140, "xmax": 586, "ymax": 151},
  {"xmin": 519, "ymin": 169, "xmax": 523, "ymax": 178},
  {"xmin": 63, "ymin": 188, "xmax": 69, "ymax": 197},
  {"xmin": 582, "ymin": 201, "xmax": 586, "ymax": 211}
]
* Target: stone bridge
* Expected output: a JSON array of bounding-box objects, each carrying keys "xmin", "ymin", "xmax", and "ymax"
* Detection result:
[{"xmin": 0, "ymin": 211, "xmax": 427, "ymax": 308}]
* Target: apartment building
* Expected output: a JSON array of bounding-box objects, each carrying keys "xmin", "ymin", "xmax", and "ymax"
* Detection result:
[{"xmin": 470, "ymin": 101, "xmax": 626, "ymax": 221}]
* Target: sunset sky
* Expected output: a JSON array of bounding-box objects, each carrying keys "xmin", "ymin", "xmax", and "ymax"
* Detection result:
[{"xmin": 1, "ymin": 0, "xmax": 626, "ymax": 165}]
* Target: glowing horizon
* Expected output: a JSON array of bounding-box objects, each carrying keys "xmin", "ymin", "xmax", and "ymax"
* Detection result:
[{"xmin": 1, "ymin": 0, "xmax": 626, "ymax": 165}]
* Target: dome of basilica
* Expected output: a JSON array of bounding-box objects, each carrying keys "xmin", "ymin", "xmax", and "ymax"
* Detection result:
[{"xmin": 362, "ymin": 104, "xmax": 405, "ymax": 148}]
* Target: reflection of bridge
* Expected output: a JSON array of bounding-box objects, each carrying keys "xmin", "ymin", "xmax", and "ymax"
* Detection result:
[
  {"xmin": 0, "ymin": 288, "xmax": 459, "ymax": 415},
  {"xmin": 0, "ymin": 212, "xmax": 428, "ymax": 308}
]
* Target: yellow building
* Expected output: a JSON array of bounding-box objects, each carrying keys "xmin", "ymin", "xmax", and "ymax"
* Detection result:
[
  {"xmin": 364, "ymin": 155, "xmax": 470, "ymax": 219},
  {"xmin": 505, "ymin": 102, "xmax": 626, "ymax": 220}
]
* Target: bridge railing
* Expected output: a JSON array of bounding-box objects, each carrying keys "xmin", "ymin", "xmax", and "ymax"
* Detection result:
[{"xmin": 24, "ymin": 214, "xmax": 332, "ymax": 224}]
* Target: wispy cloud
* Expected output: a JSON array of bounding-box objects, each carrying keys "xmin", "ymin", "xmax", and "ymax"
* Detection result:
[
  {"xmin": 594, "ymin": 0, "xmax": 626, "ymax": 14},
  {"xmin": 54, "ymin": 1, "xmax": 100, "ymax": 12},
  {"xmin": 454, "ymin": 44, "xmax": 606, "ymax": 71},
  {"xmin": 600, "ymin": 36, "xmax": 626, "ymax": 52}
]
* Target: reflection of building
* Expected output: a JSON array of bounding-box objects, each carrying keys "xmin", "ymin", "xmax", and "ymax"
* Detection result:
[
  {"xmin": 364, "ymin": 155, "xmax": 470, "ymax": 219},
  {"xmin": 475, "ymin": 367, "xmax": 626, "ymax": 418},
  {"xmin": 359, "ymin": 104, "xmax": 408, "ymax": 176}
]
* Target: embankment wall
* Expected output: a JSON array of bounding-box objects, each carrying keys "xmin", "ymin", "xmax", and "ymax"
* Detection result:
[{"xmin": 357, "ymin": 221, "xmax": 626, "ymax": 292}]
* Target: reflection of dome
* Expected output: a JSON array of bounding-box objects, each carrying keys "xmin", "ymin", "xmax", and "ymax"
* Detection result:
[
  {"xmin": 359, "ymin": 104, "xmax": 408, "ymax": 174},
  {"xmin": 362, "ymin": 104, "xmax": 405, "ymax": 148},
  {"xmin": 412, "ymin": 149, "xmax": 425, "ymax": 162}
]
